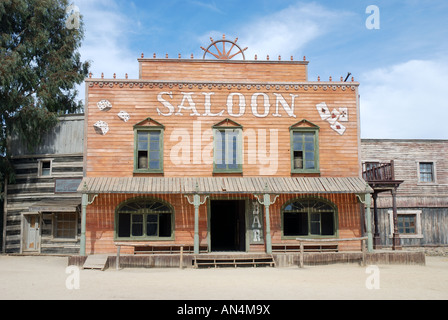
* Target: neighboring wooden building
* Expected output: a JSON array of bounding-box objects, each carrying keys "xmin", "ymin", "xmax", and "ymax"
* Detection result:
[
  {"xmin": 78, "ymin": 37, "xmax": 373, "ymax": 257},
  {"xmin": 361, "ymin": 139, "xmax": 448, "ymax": 248},
  {"xmin": 3, "ymin": 114, "xmax": 84, "ymax": 254}
]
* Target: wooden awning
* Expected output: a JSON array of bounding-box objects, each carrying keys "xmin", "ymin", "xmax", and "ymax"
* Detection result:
[
  {"xmin": 77, "ymin": 177, "xmax": 372, "ymax": 195},
  {"xmin": 29, "ymin": 199, "xmax": 81, "ymax": 212}
]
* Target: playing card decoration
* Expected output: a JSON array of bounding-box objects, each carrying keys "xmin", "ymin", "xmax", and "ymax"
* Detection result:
[
  {"xmin": 316, "ymin": 103, "xmax": 348, "ymax": 135},
  {"xmin": 316, "ymin": 102, "xmax": 331, "ymax": 121}
]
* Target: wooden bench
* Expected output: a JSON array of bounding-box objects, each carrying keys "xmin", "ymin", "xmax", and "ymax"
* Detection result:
[
  {"xmin": 114, "ymin": 243, "xmax": 207, "ymax": 270},
  {"xmin": 273, "ymin": 244, "xmax": 338, "ymax": 253},
  {"xmin": 295, "ymin": 237, "xmax": 368, "ymax": 268}
]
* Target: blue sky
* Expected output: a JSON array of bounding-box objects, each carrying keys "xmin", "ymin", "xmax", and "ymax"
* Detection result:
[{"xmin": 74, "ymin": 0, "xmax": 448, "ymax": 139}]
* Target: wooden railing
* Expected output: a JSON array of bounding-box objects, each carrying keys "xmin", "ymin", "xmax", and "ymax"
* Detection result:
[
  {"xmin": 296, "ymin": 237, "xmax": 368, "ymax": 268},
  {"xmin": 362, "ymin": 161, "xmax": 395, "ymax": 181}
]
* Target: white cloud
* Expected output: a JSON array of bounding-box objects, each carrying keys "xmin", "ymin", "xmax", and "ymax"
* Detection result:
[
  {"xmin": 196, "ymin": 2, "xmax": 351, "ymax": 61},
  {"xmin": 73, "ymin": 0, "xmax": 140, "ymax": 105},
  {"xmin": 235, "ymin": 2, "xmax": 350, "ymax": 60},
  {"xmin": 359, "ymin": 59, "xmax": 448, "ymax": 139}
]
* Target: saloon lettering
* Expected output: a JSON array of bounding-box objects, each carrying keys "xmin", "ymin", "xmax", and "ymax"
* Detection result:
[{"xmin": 157, "ymin": 92, "xmax": 298, "ymax": 118}]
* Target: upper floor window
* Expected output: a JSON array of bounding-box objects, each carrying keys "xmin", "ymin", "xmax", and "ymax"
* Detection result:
[
  {"xmin": 38, "ymin": 159, "xmax": 53, "ymax": 177},
  {"xmin": 289, "ymin": 120, "xmax": 319, "ymax": 174},
  {"xmin": 134, "ymin": 118, "xmax": 164, "ymax": 173},
  {"xmin": 213, "ymin": 119, "xmax": 243, "ymax": 173},
  {"xmin": 418, "ymin": 162, "xmax": 435, "ymax": 183}
]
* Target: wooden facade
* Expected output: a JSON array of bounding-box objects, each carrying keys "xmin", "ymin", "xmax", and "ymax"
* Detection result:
[
  {"xmin": 80, "ymin": 42, "xmax": 371, "ymax": 257},
  {"xmin": 361, "ymin": 139, "xmax": 448, "ymax": 247},
  {"xmin": 3, "ymin": 115, "xmax": 84, "ymax": 254}
]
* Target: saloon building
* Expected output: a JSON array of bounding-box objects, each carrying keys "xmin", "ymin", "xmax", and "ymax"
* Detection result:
[{"xmin": 77, "ymin": 36, "xmax": 375, "ymax": 263}]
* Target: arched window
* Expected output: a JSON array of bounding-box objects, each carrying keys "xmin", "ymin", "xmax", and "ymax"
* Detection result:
[
  {"xmin": 115, "ymin": 198, "xmax": 174, "ymax": 240},
  {"xmin": 282, "ymin": 198, "xmax": 337, "ymax": 238}
]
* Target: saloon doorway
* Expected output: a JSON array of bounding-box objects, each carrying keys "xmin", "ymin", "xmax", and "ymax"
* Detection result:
[{"xmin": 210, "ymin": 200, "xmax": 246, "ymax": 252}]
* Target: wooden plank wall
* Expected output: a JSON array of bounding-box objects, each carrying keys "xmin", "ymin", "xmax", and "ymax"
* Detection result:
[
  {"xmin": 361, "ymin": 139, "xmax": 448, "ymax": 207},
  {"xmin": 8, "ymin": 114, "xmax": 84, "ymax": 156},
  {"xmin": 5, "ymin": 116, "xmax": 84, "ymax": 254},
  {"xmin": 85, "ymin": 193, "xmax": 361, "ymax": 254},
  {"xmin": 5, "ymin": 155, "xmax": 83, "ymax": 253},
  {"xmin": 85, "ymin": 59, "xmax": 360, "ymax": 179},
  {"xmin": 138, "ymin": 59, "xmax": 309, "ymax": 82},
  {"xmin": 376, "ymin": 208, "xmax": 448, "ymax": 246}
]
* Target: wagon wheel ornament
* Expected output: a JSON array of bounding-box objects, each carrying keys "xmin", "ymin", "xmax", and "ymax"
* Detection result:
[{"xmin": 201, "ymin": 35, "xmax": 248, "ymax": 60}]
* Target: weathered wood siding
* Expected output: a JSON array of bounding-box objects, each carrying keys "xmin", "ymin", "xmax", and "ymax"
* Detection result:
[
  {"xmin": 83, "ymin": 58, "xmax": 363, "ymax": 254},
  {"xmin": 376, "ymin": 208, "xmax": 448, "ymax": 246},
  {"xmin": 85, "ymin": 60, "xmax": 360, "ymax": 179},
  {"xmin": 85, "ymin": 193, "xmax": 361, "ymax": 254},
  {"xmin": 361, "ymin": 139, "xmax": 448, "ymax": 247},
  {"xmin": 139, "ymin": 59, "xmax": 309, "ymax": 82},
  {"xmin": 361, "ymin": 139, "xmax": 448, "ymax": 208},
  {"xmin": 8, "ymin": 114, "xmax": 84, "ymax": 156},
  {"xmin": 5, "ymin": 115, "xmax": 84, "ymax": 254}
]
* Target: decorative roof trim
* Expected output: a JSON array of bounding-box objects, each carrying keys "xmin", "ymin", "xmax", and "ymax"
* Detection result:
[{"xmin": 86, "ymin": 80, "xmax": 359, "ymax": 91}]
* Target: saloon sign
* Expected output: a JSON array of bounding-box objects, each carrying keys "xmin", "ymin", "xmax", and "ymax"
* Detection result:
[
  {"xmin": 156, "ymin": 91, "xmax": 348, "ymax": 135},
  {"xmin": 156, "ymin": 91, "xmax": 298, "ymax": 118}
]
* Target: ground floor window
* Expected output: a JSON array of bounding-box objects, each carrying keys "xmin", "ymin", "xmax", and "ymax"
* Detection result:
[
  {"xmin": 388, "ymin": 209, "xmax": 423, "ymax": 239},
  {"xmin": 116, "ymin": 198, "xmax": 174, "ymax": 240},
  {"xmin": 282, "ymin": 198, "xmax": 337, "ymax": 238},
  {"xmin": 54, "ymin": 213, "xmax": 77, "ymax": 239}
]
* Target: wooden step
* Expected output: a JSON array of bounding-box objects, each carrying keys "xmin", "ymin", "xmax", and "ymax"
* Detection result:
[
  {"xmin": 193, "ymin": 255, "xmax": 276, "ymax": 268},
  {"xmin": 83, "ymin": 255, "xmax": 108, "ymax": 271}
]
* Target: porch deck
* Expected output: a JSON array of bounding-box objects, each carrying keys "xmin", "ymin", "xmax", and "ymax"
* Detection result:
[{"xmin": 68, "ymin": 250, "xmax": 426, "ymax": 270}]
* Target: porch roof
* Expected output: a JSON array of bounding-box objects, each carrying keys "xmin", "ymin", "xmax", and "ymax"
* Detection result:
[
  {"xmin": 28, "ymin": 199, "xmax": 81, "ymax": 212},
  {"xmin": 77, "ymin": 176, "xmax": 372, "ymax": 195}
]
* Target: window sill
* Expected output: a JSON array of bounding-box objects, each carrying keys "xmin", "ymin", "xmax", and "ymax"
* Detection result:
[
  {"xmin": 417, "ymin": 182, "xmax": 438, "ymax": 186},
  {"xmin": 281, "ymin": 235, "xmax": 337, "ymax": 240},
  {"xmin": 213, "ymin": 169, "xmax": 243, "ymax": 174},
  {"xmin": 388, "ymin": 234, "xmax": 423, "ymax": 239},
  {"xmin": 133, "ymin": 170, "xmax": 164, "ymax": 174},
  {"xmin": 114, "ymin": 237, "xmax": 175, "ymax": 242},
  {"xmin": 291, "ymin": 170, "xmax": 320, "ymax": 175}
]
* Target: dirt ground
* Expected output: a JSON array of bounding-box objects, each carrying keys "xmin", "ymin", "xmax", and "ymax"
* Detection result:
[{"xmin": 0, "ymin": 254, "xmax": 447, "ymax": 300}]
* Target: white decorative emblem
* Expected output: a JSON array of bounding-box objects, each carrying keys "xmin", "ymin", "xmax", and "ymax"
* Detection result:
[
  {"xmin": 97, "ymin": 99, "xmax": 112, "ymax": 111},
  {"xmin": 93, "ymin": 121, "xmax": 109, "ymax": 135},
  {"xmin": 117, "ymin": 111, "xmax": 130, "ymax": 122},
  {"xmin": 316, "ymin": 102, "xmax": 348, "ymax": 135}
]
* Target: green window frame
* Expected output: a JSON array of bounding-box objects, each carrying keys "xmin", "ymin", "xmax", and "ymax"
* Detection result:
[
  {"xmin": 213, "ymin": 123, "xmax": 243, "ymax": 173},
  {"xmin": 290, "ymin": 122, "xmax": 319, "ymax": 174},
  {"xmin": 282, "ymin": 198, "xmax": 337, "ymax": 239},
  {"xmin": 115, "ymin": 198, "xmax": 174, "ymax": 240},
  {"xmin": 134, "ymin": 119, "xmax": 164, "ymax": 173}
]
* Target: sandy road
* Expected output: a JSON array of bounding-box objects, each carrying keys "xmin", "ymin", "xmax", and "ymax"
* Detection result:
[{"xmin": 0, "ymin": 254, "xmax": 447, "ymax": 300}]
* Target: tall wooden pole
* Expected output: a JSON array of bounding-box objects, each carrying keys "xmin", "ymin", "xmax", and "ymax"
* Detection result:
[
  {"xmin": 80, "ymin": 193, "xmax": 88, "ymax": 256},
  {"xmin": 391, "ymin": 188, "xmax": 402, "ymax": 250}
]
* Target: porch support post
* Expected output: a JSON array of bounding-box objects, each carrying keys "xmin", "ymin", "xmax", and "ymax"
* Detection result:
[
  {"xmin": 391, "ymin": 187, "xmax": 402, "ymax": 250},
  {"xmin": 357, "ymin": 191, "xmax": 373, "ymax": 253},
  {"xmin": 79, "ymin": 182, "xmax": 98, "ymax": 257},
  {"xmin": 365, "ymin": 192, "xmax": 373, "ymax": 253},
  {"xmin": 263, "ymin": 193, "xmax": 272, "ymax": 254},
  {"xmin": 193, "ymin": 194, "xmax": 201, "ymax": 255},
  {"xmin": 372, "ymin": 192, "xmax": 382, "ymax": 249},
  {"xmin": 185, "ymin": 185, "xmax": 208, "ymax": 255},
  {"xmin": 80, "ymin": 193, "xmax": 88, "ymax": 256},
  {"xmin": 255, "ymin": 185, "xmax": 279, "ymax": 255}
]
